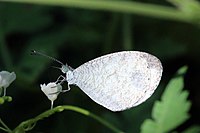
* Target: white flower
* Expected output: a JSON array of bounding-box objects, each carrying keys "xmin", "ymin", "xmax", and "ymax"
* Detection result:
[
  {"xmin": 0, "ymin": 71, "xmax": 16, "ymax": 96},
  {"xmin": 40, "ymin": 82, "xmax": 62, "ymax": 109}
]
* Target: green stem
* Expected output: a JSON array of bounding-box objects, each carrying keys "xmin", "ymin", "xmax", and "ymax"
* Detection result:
[
  {"xmin": 0, "ymin": 127, "xmax": 8, "ymax": 132},
  {"xmin": 1, "ymin": 0, "xmax": 190, "ymax": 23},
  {"xmin": 0, "ymin": 118, "xmax": 12, "ymax": 133},
  {"xmin": 13, "ymin": 105, "xmax": 124, "ymax": 133},
  {"xmin": 122, "ymin": 14, "xmax": 133, "ymax": 50},
  {"xmin": 103, "ymin": 13, "xmax": 120, "ymax": 53},
  {"xmin": 0, "ymin": 23, "xmax": 12, "ymax": 69}
]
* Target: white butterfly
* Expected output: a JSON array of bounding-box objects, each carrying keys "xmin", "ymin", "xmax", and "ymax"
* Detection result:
[{"xmin": 32, "ymin": 51, "xmax": 163, "ymax": 111}]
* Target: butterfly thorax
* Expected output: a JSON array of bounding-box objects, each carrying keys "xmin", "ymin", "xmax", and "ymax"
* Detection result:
[{"xmin": 66, "ymin": 70, "xmax": 75, "ymax": 85}]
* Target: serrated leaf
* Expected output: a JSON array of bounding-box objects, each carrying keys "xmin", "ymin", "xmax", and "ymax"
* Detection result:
[
  {"xmin": 141, "ymin": 66, "xmax": 191, "ymax": 133},
  {"xmin": 141, "ymin": 119, "xmax": 157, "ymax": 133}
]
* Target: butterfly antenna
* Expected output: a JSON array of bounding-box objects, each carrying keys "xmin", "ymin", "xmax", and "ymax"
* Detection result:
[
  {"xmin": 51, "ymin": 66, "xmax": 61, "ymax": 70},
  {"xmin": 31, "ymin": 50, "xmax": 64, "ymax": 65}
]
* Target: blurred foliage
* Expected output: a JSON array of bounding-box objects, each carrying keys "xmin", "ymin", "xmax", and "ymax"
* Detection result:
[{"xmin": 0, "ymin": 0, "xmax": 200, "ymax": 133}]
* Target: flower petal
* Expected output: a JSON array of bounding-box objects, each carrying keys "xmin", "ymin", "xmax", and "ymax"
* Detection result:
[
  {"xmin": 40, "ymin": 82, "xmax": 62, "ymax": 102},
  {"xmin": 0, "ymin": 71, "xmax": 16, "ymax": 88}
]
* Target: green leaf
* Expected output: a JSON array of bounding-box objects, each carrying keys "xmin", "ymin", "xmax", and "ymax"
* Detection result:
[{"xmin": 141, "ymin": 66, "xmax": 191, "ymax": 133}]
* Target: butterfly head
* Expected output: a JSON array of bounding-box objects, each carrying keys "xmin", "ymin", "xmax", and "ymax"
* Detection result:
[{"xmin": 61, "ymin": 64, "xmax": 71, "ymax": 73}]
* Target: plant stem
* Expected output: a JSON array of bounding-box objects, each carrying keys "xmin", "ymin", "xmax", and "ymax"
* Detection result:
[
  {"xmin": 0, "ymin": 118, "xmax": 12, "ymax": 133},
  {"xmin": 103, "ymin": 13, "xmax": 120, "ymax": 53},
  {"xmin": 51, "ymin": 101, "xmax": 53, "ymax": 109},
  {"xmin": 122, "ymin": 14, "xmax": 133, "ymax": 50},
  {"xmin": 13, "ymin": 105, "xmax": 124, "ymax": 133},
  {"xmin": 1, "ymin": 0, "xmax": 190, "ymax": 23},
  {"xmin": 0, "ymin": 127, "xmax": 8, "ymax": 132},
  {"xmin": 0, "ymin": 23, "xmax": 12, "ymax": 69}
]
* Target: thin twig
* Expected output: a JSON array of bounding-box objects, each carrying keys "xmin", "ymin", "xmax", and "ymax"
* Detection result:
[
  {"xmin": 13, "ymin": 105, "xmax": 124, "ymax": 133},
  {"xmin": 0, "ymin": 118, "xmax": 12, "ymax": 133},
  {"xmin": 0, "ymin": 126, "xmax": 8, "ymax": 132}
]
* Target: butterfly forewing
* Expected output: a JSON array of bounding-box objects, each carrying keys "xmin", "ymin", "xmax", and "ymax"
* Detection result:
[{"xmin": 70, "ymin": 51, "xmax": 162, "ymax": 111}]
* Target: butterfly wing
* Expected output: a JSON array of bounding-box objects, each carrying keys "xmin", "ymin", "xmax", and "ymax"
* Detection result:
[{"xmin": 70, "ymin": 51, "xmax": 162, "ymax": 111}]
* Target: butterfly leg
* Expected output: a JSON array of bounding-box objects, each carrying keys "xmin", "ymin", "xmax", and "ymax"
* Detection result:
[
  {"xmin": 55, "ymin": 75, "xmax": 66, "ymax": 84},
  {"xmin": 49, "ymin": 75, "xmax": 65, "ymax": 94},
  {"xmin": 54, "ymin": 75, "xmax": 71, "ymax": 93},
  {"xmin": 59, "ymin": 83, "xmax": 71, "ymax": 93}
]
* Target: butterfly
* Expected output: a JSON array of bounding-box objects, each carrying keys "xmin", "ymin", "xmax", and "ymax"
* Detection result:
[{"xmin": 32, "ymin": 50, "xmax": 162, "ymax": 111}]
